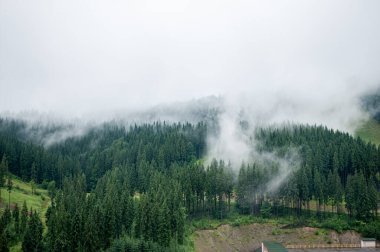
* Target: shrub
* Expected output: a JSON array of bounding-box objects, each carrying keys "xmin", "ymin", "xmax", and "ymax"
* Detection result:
[
  {"xmin": 360, "ymin": 220, "xmax": 380, "ymax": 240},
  {"xmin": 320, "ymin": 217, "xmax": 349, "ymax": 233},
  {"xmin": 41, "ymin": 180, "xmax": 49, "ymax": 189},
  {"xmin": 260, "ymin": 201, "xmax": 272, "ymax": 219}
]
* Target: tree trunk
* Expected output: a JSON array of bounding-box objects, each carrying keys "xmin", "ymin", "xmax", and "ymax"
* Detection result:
[
  {"xmin": 214, "ymin": 196, "xmax": 217, "ymax": 214},
  {"xmin": 228, "ymin": 194, "xmax": 231, "ymax": 212}
]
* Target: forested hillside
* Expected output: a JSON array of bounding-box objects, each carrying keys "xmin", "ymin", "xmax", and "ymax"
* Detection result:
[{"xmin": 0, "ymin": 118, "xmax": 379, "ymax": 251}]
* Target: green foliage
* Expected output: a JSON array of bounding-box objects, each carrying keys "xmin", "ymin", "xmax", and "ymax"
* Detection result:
[
  {"xmin": 0, "ymin": 201, "xmax": 29, "ymax": 252},
  {"xmin": 45, "ymin": 171, "xmax": 187, "ymax": 251},
  {"xmin": 0, "ymin": 178, "xmax": 50, "ymax": 222},
  {"xmin": 6, "ymin": 175, "xmax": 13, "ymax": 207},
  {"xmin": 1, "ymin": 119, "xmax": 380, "ymax": 251},
  {"xmin": 0, "ymin": 155, "xmax": 8, "ymax": 199},
  {"xmin": 230, "ymin": 216, "xmax": 254, "ymax": 227},
  {"xmin": 318, "ymin": 217, "xmax": 350, "ymax": 233},
  {"xmin": 345, "ymin": 171, "xmax": 377, "ymax": 219},
  {"xmin": 46, "ymin": 181, "xmax": 56, "ymax": 202},
  {"xmin": 108, "ymin": 235, "xmax": 169, "ymax": 252},
  {"xmin": 260, "ymin": 201, "xmax": 272, "ymax": 219},
  {"xmin": 22, "ymin": 211, "xmax": 43, "ymax": 252},
  {"xmin": 20, "ymin": 201, "xmax": 28, "ymax": 238},
  {"xmin": 12, "ymin": 204, "xmax": 19, "ymax": 236},
  {"xmin": 252, "ymin": 125, "xmax": 380, "ymax": 219},
  {"xmin": 0, "ymin": 156, "xmax": 8, "ymax": 212},
  {"xmin": 0, "ymin": 119, "xmax": 206, "ymax": 190},
  {"xmin": 355, "ymin": 118, "xmax": 380, "ymax": 146},
  {"xmin": 360, "ymin": 220, "xmax": 380, "ymax": 240}
]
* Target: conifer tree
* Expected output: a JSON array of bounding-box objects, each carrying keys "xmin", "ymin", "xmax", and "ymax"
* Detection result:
[
  {"xmin": 332, "ymin": 169, "xmax": 343, "ymax": 213},
  {"xmin": 0, "ymin": 155, "xmax": 8, "ymax": 204},
  {"xmin": 13, "ymin": 203, "xmax": 20, "ymax": 235},
  {"xmin": 367, "ymin": 178, "xmax": 378, "ymax": 218},
  {"xmin": 20, "ymin": 201, "xmax": 28, "ymax": 237},
  {"xmin": 30, "ymin": 162, "xmax": 37, "ymax": 195},
  {"xmin": 345, "ymin": 175, "xmax": 354, "ymax": 217},
  {"xmin": 6, "ymin": 174, "xmax": 12, "ymax": 208},
  {"xmin": 22, "ymin": 211, "xmax": 43, "ymax": 252},
  {"xmin": 313, "ymin": 170, "xmax": 323, "ymax": 214}
]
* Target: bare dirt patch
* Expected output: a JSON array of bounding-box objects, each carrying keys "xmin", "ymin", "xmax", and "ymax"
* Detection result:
[{"xmin": 194, "ymin": 223, "xmax": 361, "ymax": 252}]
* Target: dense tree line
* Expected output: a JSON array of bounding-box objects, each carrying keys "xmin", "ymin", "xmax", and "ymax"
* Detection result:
[
  {"xmin": 236, "ymin": 125, "xmax": 379, "ymax": 219},
  {"xmin": 0, "ymin": 119, "xmax": 379, "ymax": 250},
  {"xmin": 0, "ymin": 200, "xmax": 43, "ymax": 252},
  {"xmin": 0, "ymin": 119, "xmax": 206, "ymax": 189},
  {"xmin": 44, "ymin": 171, "xmax": 187, "ymax": 251}
]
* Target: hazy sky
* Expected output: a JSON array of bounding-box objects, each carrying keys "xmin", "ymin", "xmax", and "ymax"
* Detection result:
[{"xmin": 1, "ymin": 0, "xmax": 380, "ymax": 120}]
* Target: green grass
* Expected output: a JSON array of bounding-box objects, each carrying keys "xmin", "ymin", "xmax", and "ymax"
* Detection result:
[
  {"xmin": 355, "ymin": 118, "xmax": 380, "ymax": 146},
  {"xmin": 0, "ymin": 175, "xmax": 50, "ymax": 224},
  {"xmin": 188, "ymin": 206, "xmax": 293, "ymax": 232},
  {"xmin": 9, "ymin": 243, "xmax": 21, "ymax": 252},
  {"xmin": 1, "ymin": 176, "xmax": 50, "ymax": 252}
]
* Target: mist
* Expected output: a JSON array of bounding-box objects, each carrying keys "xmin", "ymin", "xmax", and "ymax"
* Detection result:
[
  {"xmin": 1, "ymin": 0, "xmax": 380, "ymax": 115},
  {"xmin": 1, "ymin": 1, "xmax": 380, "ymax": 188}
]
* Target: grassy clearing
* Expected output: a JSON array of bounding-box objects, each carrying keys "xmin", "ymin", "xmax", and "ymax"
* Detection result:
[
  {"xmin": 1, "ymin": 176, "xmax": 50, "ymax": 252},
  {"xmin": 0, "ymin": 175, "xmax": 50, "ymax": 224},
  {"xmin": 355, "ymin": 118, "xmax": 380, "ymax": 146}
]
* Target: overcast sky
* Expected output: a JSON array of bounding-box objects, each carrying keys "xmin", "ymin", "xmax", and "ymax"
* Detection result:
[{"xmin": 1, "ymin": 0, "xmax": 380, "ymax": 122}]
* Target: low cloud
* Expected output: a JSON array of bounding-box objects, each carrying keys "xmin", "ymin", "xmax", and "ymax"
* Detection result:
[{"xmin": 1, "ymin": 0, "xmax": 380, "ymax": 189}]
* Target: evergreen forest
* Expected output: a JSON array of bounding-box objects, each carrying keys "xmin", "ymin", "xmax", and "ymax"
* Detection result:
[{"xmin": 0, "ymin": 118, "xmax": 379, "ymax": 251}]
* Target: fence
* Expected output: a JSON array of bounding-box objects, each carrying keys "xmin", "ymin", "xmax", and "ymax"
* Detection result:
[{"xmin": 285, "ymin": 244, "xmax": 361, "ymax": 249}]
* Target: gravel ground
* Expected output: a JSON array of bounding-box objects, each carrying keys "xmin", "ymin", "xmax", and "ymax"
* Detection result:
[{"xmin": 194, "ymin": 223, "xmax": 362, "ymax": 252}]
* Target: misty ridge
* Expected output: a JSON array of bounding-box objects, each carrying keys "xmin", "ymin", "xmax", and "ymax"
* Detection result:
[
  {"xmin": 1, "ymin": 86, "xmax": 379, "ymax": 194},
  {"xmin": 1, "ymin": 1, "xmax": 380, "ymax": 251},
  {"xmin": 1, "ymin": 0, "xmax": 379, "ymax": 192}
]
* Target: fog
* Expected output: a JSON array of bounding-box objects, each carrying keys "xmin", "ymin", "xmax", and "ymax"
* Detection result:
[
  {"xmin": 1, "ymin": 1, "xmax": 380, "ymax": 183},
  {"xmin": 1, "ymin": 0, "xmax": 379, "ymax": 117}
]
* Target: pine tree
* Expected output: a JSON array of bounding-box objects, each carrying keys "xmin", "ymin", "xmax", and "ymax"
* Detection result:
[
  {"xmin": 345, "ymin": 175, "xmax": 354, "ymax": 217},
  {"xmin": 327, "ymin": 170, "xmax": 334, "ymax": 212},
  {"xmin": 20, "ymin": 201, "xmax": 28, "ymax": 237},
  {"xmin": 13, "ymin": 203, "xmax": 20, "ymax": 235},
  {"xmin": 367, "ymin": 178, "xmax": 378, "ymax": 218},
  {"xmin": 22, "ymin": 211, "xmax": 44, "ymax": 252},
  {"xmin": 313, "ymin": 170, "xmax": 323, "ymax": 214},
  {"xmin": 0, "ymin": 155, "xmax": 9, "ymax": 204},
  {"xmin": 0, "ymin": 223, "xmax": 9, "ymax": 252},
  {"xmin": 332, "ymin": 169, "xmax": 343, "ymax": 213},
  {"xmin": 47, "ymin": 181, "xmax": 56, "ymax": 203},
  {"xmin": 157, "ymin": 201, "xmax": 171, "ymax": 247},
  {"xmin": 0, "ymin": 206, "xmax": 12, "ymax": 251},
  {"xmin": 6, "ymin": 174, "xmax": 12, "ymax": 208},
  {"xmin": 30, "ymin": 162, "xmax": 37, "ymax": 195},
  {"xmin": 1, "ymin": 206, "xmax": 12, "ymax": 227},
  {"xmin": 355, "ymin": 171, "xmax": 370, "ymax": 219},
  {"xmin": 296, "ymin": 168, "xmax": 309, "ymax": 215}
]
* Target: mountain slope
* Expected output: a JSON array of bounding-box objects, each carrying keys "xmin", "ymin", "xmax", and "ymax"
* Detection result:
[
  {"xmin": 0, "ymin": 176, "xmax": 50, "ymax": 221},
  {"xmin": 355, "ymin": 118, "xmax": 380, "ymax": 146}
]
